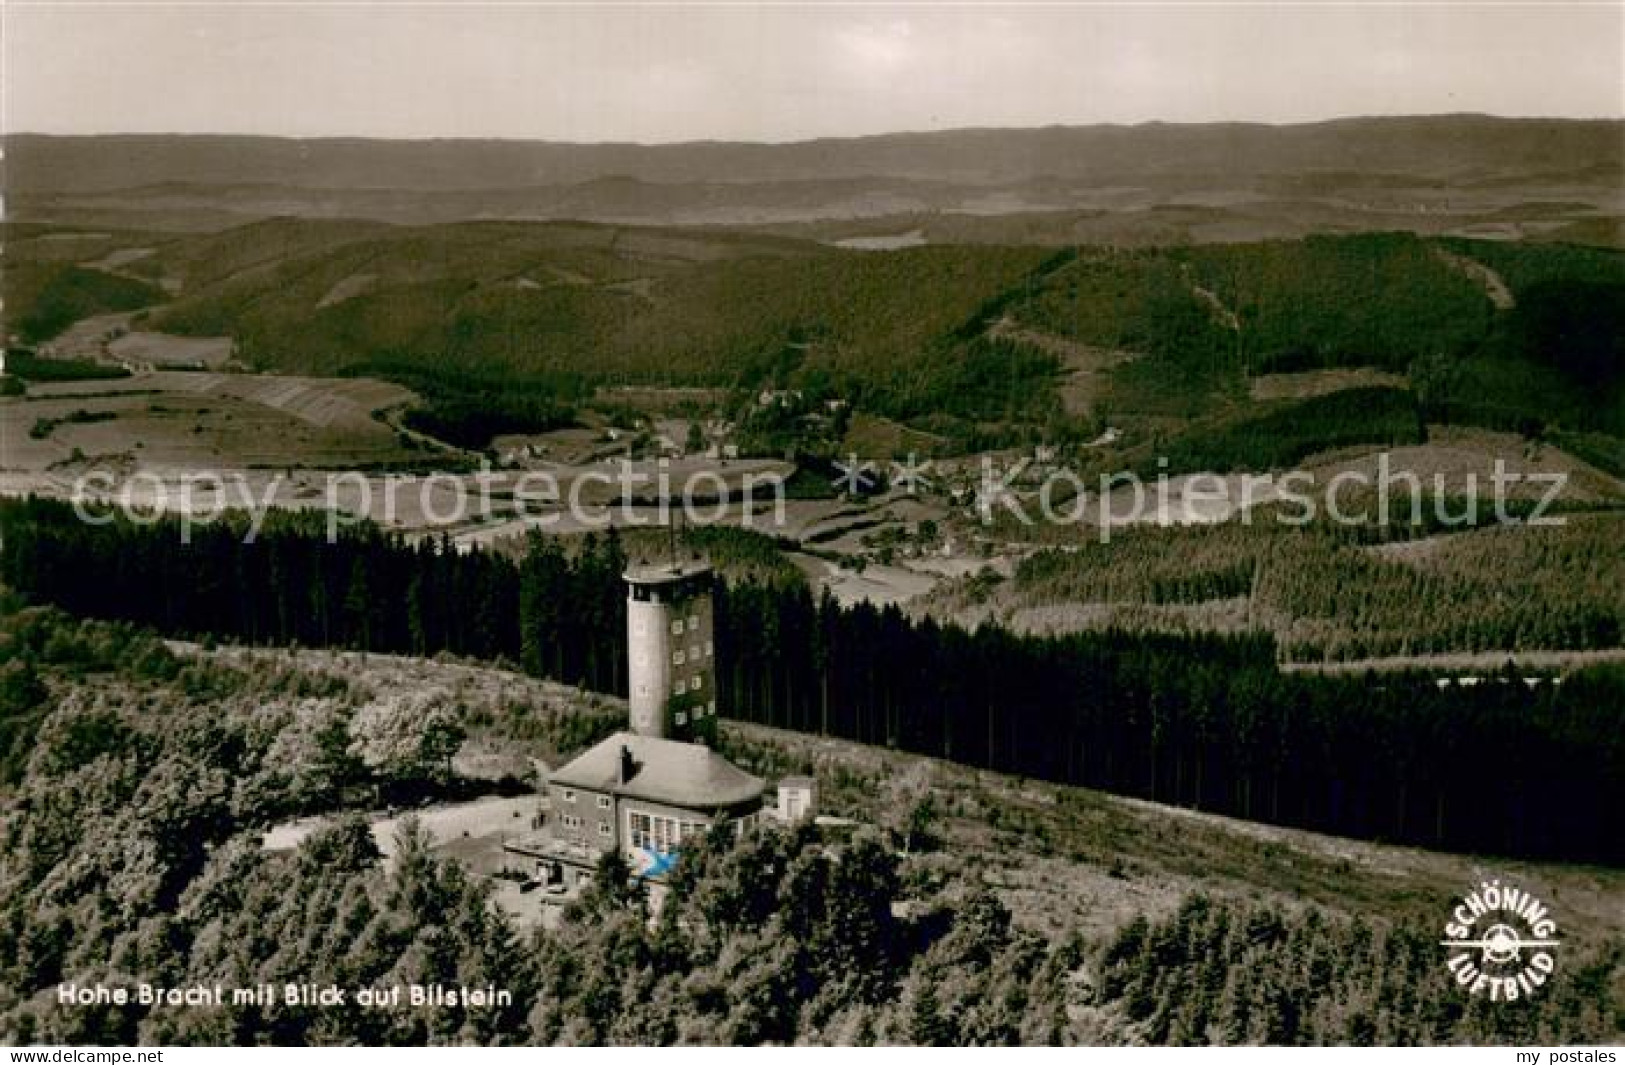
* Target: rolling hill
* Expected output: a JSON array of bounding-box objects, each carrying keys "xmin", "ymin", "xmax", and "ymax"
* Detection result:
[
  {"xmin": 10, "ymin": 116, "xmax": 1620, "ymax": 191},
  {"xmin": 6, "ymin": 214, "xmax": 1621, "ymax": 453}
]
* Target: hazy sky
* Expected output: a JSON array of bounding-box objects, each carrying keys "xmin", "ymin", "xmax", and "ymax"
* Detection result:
[{"xmin": 4, "ymin": 3, "xmax": 1621, "ymax": 142}]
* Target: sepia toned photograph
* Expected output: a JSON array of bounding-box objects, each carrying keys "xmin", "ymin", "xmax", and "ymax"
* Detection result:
[{"xmin": 0, "ymin": 0, "xmax": 1621, "ymax": 1052}]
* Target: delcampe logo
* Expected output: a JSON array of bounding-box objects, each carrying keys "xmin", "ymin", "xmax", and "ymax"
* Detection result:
[{"xmin": 1441, "ymin": 879, "xmax": 1561, "ymax": 1002}]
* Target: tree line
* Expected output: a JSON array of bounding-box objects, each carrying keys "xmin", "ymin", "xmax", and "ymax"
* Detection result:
[{"xmin": 1, "ymin": 496, "xmax": 1620, "ymax": 863}]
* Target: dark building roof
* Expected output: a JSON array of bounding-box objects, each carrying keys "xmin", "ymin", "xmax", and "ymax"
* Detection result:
[{"xmin": 549, "ymin": 731, "xmax": 765, "ymax": 810}]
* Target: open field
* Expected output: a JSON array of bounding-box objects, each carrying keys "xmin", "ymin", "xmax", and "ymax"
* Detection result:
[
  {"xmin": 8, "ymin": 216, "xmax": 1621, "ymax": 470},
  {"xmin": 2, "ymin": 203, "xmax": 1621, "ymax": 655},
  {"xmin": 1, "ymin": 371, "xmax": 423, "ymax": 477},
  {"xmin": 30, "ymin": 311, "xmax": 138, "ymax": 360},
  {"xmin": 262, "ymin": 794, "xmax": 538, "ymax": 858}
]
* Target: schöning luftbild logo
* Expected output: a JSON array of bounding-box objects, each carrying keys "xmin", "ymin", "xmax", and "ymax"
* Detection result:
[{"xmin": 1441, "ymin": 880, "xmax": 1560, "ymax": 1002}]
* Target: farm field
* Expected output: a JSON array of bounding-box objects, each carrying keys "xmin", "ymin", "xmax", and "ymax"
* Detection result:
[{"xmin": 1, "ymin": 205, "xmax": 1621, "ymax": 659}]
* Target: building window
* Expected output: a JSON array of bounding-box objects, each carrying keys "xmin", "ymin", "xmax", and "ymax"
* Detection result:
[
  {"xmin": 690, "ymin": 675, "xmax": 702, "ymax": 692},
  {"xmin": 675, "ymin": 711, "xmax": 687, "ymax": 726},
  {"xmin": 673, "ymin": 682, "xmax": 684, "ymax": 697},
  {"xmin": 561, "ymin": 789, "xmax": 576, "ymax": 804},
  {"xmin": 674, "ymin": 650, "xmax": 686, "ymax": 665},
  {"xmin": 597, "ymin": 795, "xmax": 611, "ymax": 810},
  {"xmin": 562, "ymin": 814, "xmax": 581, "ymax": 830},
  {"xmin": 706, "ymin": 640, "xmax": 714, "ymax": 657},
  {"xmin": 707, "ymin": 700, "xmax": 717, "ymax": 716},
  {"xmin": 689, "ymin": 614, "xmax": 700, "ymax": 630},
  {"xmin": 598, "ymin": 822, "xmax": 612, "ymax": 837},
  {"xmin": 671, "ymin": 619, "xmax": 684, "ymax": 635}
]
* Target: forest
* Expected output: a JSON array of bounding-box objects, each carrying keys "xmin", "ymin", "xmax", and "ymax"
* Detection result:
[
  {"xmin": 3, "ymin": 497, "xmax": 1621, "ymax": 864},
  {"xmin": 3, "ymin": 349, "xmax": 132, "ymax": 384},
  {"xmin": 139, "ymin": 227, "xmax": 1064, "ymax": 446},
  {"xmin": 946, "ymin": 511, "xmax": 1625, "ymax": 661}
]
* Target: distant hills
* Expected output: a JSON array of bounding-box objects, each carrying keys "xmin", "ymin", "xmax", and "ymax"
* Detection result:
[{"xmin": 6, "ymin": 115, "xmax": 1621, "ymax": 237}]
